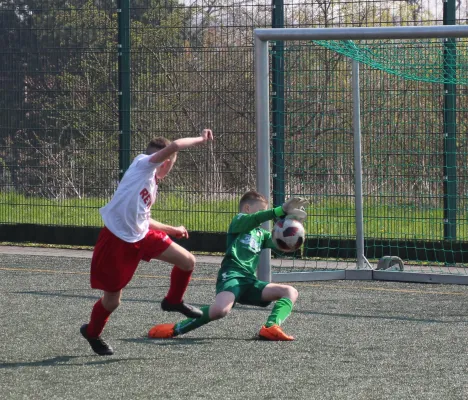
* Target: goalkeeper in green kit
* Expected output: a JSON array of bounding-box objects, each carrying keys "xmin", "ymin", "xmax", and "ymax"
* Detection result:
[{"xmin": 148, "ymin": 190, "xmax": 308, "ymax": 341}]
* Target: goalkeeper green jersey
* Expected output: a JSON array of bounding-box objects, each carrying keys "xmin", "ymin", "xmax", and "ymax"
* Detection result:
[{"xmin": 218, "ymin": 209, "xmax": 278, "ymax": 279}]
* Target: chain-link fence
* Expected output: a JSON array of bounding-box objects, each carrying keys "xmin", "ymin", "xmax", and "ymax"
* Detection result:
[{"xmin": 0, "ymin": 0, "xmax": 466, "ymax": 249}]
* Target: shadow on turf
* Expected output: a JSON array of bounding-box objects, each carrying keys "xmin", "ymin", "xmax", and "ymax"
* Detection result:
[
  {"xmin": 13, "ymin": 290, "xmax": 211, "ymax": 308},
  {"xmin": 301, "ymin": 310, "xmax": 455, "ymax": 324},
  {"xmin": 16, "ymin": 289, "xmax": 460, "ymax": 324},
  {"xmin": 0, "ymin": 355, "xmax": 145, "ymax": 369},
  {"xmin": 120, "ymin": 336, "xmax": 258, "ymax": 346},
  {"xmin": 15, "ymin": 290, "xmax": 458, "ymax": 325},
  {"xmin": 236, "ymin": 304, "xmax": 458, "ymax": 324}
]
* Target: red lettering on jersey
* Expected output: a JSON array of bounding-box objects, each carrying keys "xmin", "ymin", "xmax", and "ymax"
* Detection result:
[{"xmin": 140, "ymin": 188, "xmax": 152, "ymax": 207}]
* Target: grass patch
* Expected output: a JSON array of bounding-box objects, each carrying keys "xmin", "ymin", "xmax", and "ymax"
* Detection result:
[
  {"xmin": 0, "ymin": 192, "xmax": 467, "ymax": 241},
  {"xmin": 309, "ymin": 199, "xmax": 468, "ymax": 241}
]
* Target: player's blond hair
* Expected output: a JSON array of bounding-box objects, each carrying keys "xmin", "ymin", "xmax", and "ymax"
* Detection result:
[
  {"xmin": 239, "ymin": 190, "xmax": 268, "ymax": 212},
  {"xmin": 146, "ymin": 137, "xmax": 176, "ymax": 160}
]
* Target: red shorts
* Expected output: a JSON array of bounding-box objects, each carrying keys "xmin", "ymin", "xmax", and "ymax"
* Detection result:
[{"xmin": 90, "ymin": 226, "xmax": 173, "ymax": 292}]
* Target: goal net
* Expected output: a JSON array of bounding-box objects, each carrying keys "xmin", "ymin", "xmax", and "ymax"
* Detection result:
[{"xmin": 255, "ymin": 26, "xmax": 468, "ymax": 283}]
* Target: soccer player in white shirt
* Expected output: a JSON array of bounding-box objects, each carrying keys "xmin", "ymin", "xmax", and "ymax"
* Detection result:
[{"xmin": 80, "ymin": 129, "xmax": 214, "ymax": 355}]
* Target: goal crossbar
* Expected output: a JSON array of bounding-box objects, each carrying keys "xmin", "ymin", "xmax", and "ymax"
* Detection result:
[{"xmin": 255, "ymin": 25, "xmax": 468, "ymax": 41}]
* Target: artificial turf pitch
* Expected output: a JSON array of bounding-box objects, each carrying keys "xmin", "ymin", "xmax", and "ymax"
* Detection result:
[{"xmin": 1, "ymin": 249, "xmax": 468, "ymax": 399}]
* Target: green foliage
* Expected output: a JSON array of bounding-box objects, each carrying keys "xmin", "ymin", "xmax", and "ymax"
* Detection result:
[{"xmin": 6, "ymin": 0, "xmax": 189, "ymax": 199}]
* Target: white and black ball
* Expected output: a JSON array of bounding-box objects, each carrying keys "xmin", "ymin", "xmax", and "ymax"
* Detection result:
[{"xmin": 272, "ymin": 218, "xmax": 305, "ymax": 252}]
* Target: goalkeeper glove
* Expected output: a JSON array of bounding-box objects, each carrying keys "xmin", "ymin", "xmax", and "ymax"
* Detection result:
[
  {"xmin": 282, "ymin": 197, "xmax": 309, "ymax": 222},
  {"xmin": 285, "ymin": 207, "xmax": 307, "ymax": 222}
]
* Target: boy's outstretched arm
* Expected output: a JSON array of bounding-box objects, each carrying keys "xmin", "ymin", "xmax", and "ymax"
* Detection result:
[
  {"xmin": 229, "ymin": 208, "xmax": 285, "ymax": 234},
  {"xmin": 230, "ymin": 197, "xmax": 309, "ymax": 234},
  {"xmin": 149, "ymin": 129, "xmax": 213, "ymax": 164}
]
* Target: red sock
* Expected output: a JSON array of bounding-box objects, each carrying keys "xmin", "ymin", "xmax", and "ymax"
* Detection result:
[
  {"xmin": 86, "ymin": 298, "xmax": 112, "ymax": 338},
  {"xmin": 164, "ymin": 266, "xmax": 193, "ymax": 304}
]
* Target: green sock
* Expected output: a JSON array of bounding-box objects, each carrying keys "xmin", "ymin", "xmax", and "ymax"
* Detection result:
[
  {"xmin": 174, "ymin": 306, "xmax": 211, "ymax": 336},
  {"xmin": 265, "ymin": 298, "xmax": 293, "ymax": 328}
]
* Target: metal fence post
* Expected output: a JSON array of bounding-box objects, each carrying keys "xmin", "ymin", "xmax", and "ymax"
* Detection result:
[
  {"xmin": 118, "ymin": 0, "xmax": 131, "ymax": 179},
  {"xmin": 272, "ymin": 0, "xmax": 285, "ymax": 209},
  {"xmin": 256, "ymin": 36, "xmax": 272, "ymax": 282},
  {"xmin": 443, "ymin": 0, "xmax": 457, "ymax": 242},
  {"xmin": 352, "ymin": 60, "xmax": 366, "ymax": 269}
]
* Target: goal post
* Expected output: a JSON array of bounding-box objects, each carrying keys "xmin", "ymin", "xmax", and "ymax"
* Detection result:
[{"xmin": 255, "ymin": 25, "xmax": 468, "ymax": 284}]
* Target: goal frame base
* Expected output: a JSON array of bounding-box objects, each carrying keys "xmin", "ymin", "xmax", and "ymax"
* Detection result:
[{"xmin": 272, "ymin": 270, "xmax": 468, "ymax": 285}]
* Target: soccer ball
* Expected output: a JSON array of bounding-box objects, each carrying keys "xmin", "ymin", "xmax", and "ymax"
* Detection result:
[{"xmin": 272, "ymin": 218, "xmax": 305, "ymax": 252}]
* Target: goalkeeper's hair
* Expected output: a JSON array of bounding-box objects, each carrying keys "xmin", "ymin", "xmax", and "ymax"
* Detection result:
[
  {"xmin": 239, "ymin": 190, "xmax": 268, "ymax": 211},
  {"xmin": 146, "ymin": 137, "xmax": 176, "ymax": 160}
]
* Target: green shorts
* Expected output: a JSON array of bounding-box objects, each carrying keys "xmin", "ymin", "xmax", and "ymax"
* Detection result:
[{"xmin": 216, "ymin": 275, "xmax": 271, "ymax": 308}]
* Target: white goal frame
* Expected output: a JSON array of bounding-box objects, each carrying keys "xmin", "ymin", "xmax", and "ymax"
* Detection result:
[{"xmin": 255, "ymin": 25, "xmax": 468, "ymax": 284}]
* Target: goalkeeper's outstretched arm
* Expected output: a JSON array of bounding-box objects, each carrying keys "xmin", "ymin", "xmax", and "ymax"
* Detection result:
[
  {"xmin": 229, "ymin": 208, "xmax": 285, "ymax": 234},
  {"xmin": 230, "ymin": 196, "xmax": 310, "ymax": 234}
]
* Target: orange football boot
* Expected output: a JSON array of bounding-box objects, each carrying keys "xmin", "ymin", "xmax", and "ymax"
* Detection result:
[
  {"xmin": 259, "ymin": 325, "xmax": 294, "ymax": 341},
  {"xmin": 148, "ymin": 323, "xmax": 176, "ymax": 339}
]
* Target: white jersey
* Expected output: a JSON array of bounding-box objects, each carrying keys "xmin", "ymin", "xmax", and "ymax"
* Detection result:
[{"xmin": 100, "ymin": 154, "xmax": 162, "ymax": 243}]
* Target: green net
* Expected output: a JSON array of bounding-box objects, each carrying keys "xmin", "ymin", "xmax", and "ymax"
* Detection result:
[
  {"xmin": 270, "ymin": 37, "xmax": 468, "ymax": 274},
  {"xmin": 312, "ymin": 38, "xmax": 468, "ymax": 85}
]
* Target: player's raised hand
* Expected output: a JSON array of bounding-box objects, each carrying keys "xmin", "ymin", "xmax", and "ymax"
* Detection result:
[
  {"xmin": 201, "ymin": 128, "xmax": 213, "ymax": 142},
  {"xmin": 285, "ymin": 207, "xmax": 307, "ymax": 222},
  {"xmin": 282, "ymin": 197, "xmax": 309, "ymax": 222},
  {"xmin": 282, "ymin": 197, "xmax": 309, "ymax": 213}
]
